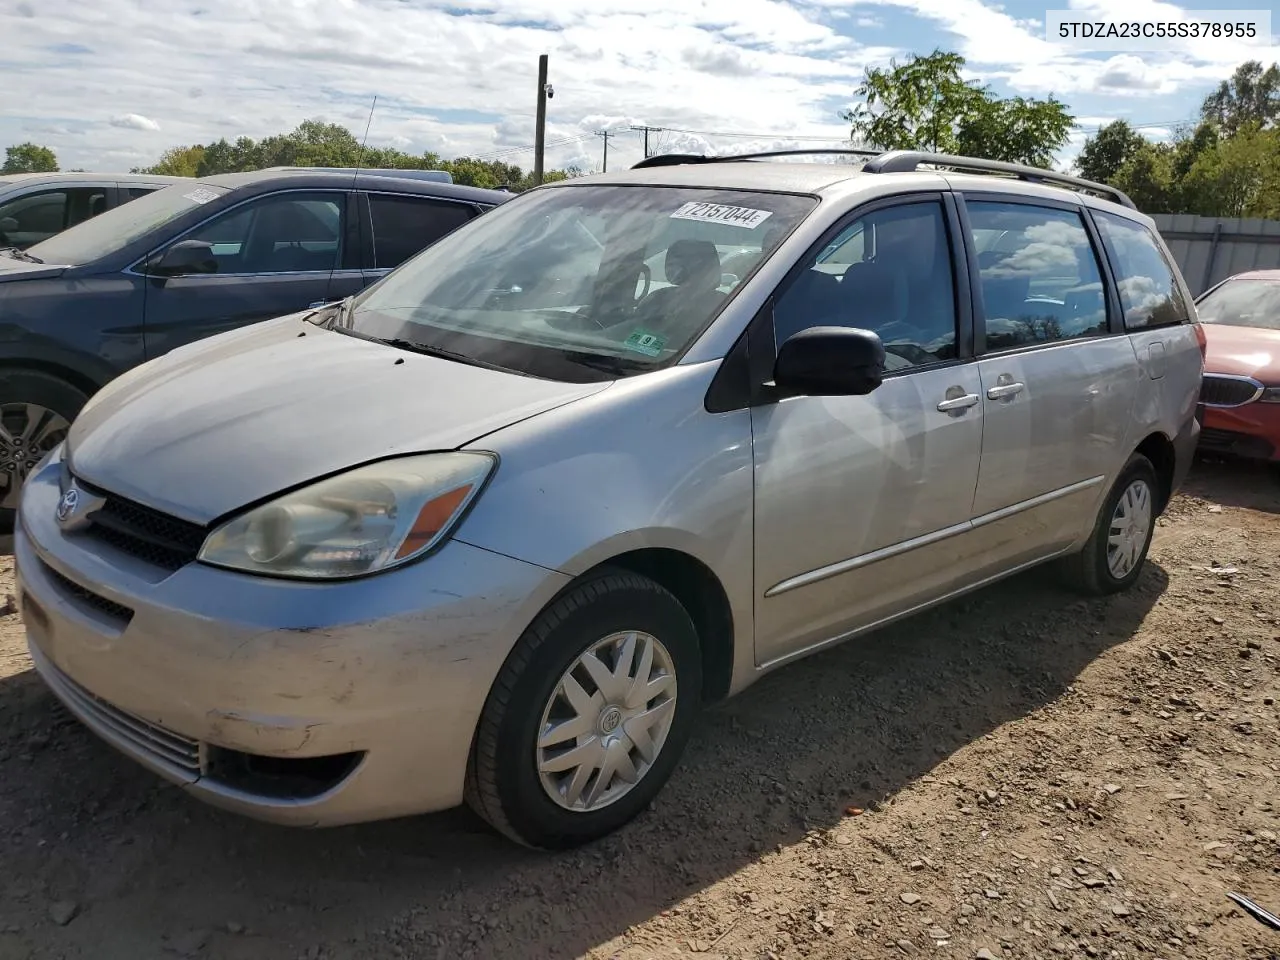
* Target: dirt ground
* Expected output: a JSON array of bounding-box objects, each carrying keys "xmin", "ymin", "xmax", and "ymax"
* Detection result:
[{"xmin": 1, "ymin": 459, "xmax": 1278, "ymax": 960}]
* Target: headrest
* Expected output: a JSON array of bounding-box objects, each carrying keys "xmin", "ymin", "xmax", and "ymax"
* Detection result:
[{"xmin": 664, "ymin": 239, "xmax": 721, "ymax": 288}]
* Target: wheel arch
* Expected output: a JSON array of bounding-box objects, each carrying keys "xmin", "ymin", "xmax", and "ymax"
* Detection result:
[
  {"xmin": 1134, "ymin": 430, "xmax": 1176, "ymax": 512},
  {"xmin": 579, "ymin": 548, "xmax": 736, "ymax": 705}
]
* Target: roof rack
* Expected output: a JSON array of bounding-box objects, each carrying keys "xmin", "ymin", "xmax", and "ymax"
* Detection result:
[
  {"xmin": 631, "ymin": 148, "xmax": 881, "ymax": 170},
  {"xmin": 631, "ymin": 147, "xmax": 1137, "ymax": 210},
  {"xmin": 860, "ymin": 150, "xmax": 1136, "ymax": 208}
]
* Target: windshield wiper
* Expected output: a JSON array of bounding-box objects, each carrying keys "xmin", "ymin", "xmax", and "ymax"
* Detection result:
[
  {"xmin": 561, "ymin": 352, "xmax": 650, "ymax": 376},
  {"xmin": 0, "ymin": 247, "xmax": 43, "ymax": 263},
  {"xmin": 329, "ymin": 324, "xmax": 515, "ymax": 373}
]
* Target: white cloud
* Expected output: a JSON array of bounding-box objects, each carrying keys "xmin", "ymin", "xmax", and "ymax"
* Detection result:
[
  {"xmin": 110, "ymin": 113, "xmax": 160, "ymax": 131},
  {"xmin": 0, "ymin": 0, "xmax": 1255, "ymax": 174}
]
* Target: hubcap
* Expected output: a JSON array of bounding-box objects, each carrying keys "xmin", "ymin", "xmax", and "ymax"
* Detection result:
[
  {"xmin": 1107, "ymin": 478, "xmax": 1153, "ymax": 580},
  {"xmin": 0, "ymin": 403, "xmax": 70, "ymax": 511},
  {"xmin": 536, "ymin": 630, "xmax": 678, "ymax": 813}
]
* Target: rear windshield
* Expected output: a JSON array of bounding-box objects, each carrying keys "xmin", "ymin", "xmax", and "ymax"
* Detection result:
[
  {"xmin": 344, "ymin": 184, "xmax": 817, "ymax": 381},
  {"xmin": 27, "ymin": 182, "xmax": 230, "ymax": 265},
  {"xmin": 1196, "ymin": 278, "xmax": 1280, "ymax": 331}
]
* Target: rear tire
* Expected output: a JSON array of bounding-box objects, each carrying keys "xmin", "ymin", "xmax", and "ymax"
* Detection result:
[
  {"xmin": 465, "ymin": 568, "xmax": 702, "ymax": 849},
  {"xmin": 1059, "ymin": 453, "xmax": 1158, "ymax": 596},
  {"xmin": 0, "ymin": 370, "xmax": 87, "ymax": 529}
]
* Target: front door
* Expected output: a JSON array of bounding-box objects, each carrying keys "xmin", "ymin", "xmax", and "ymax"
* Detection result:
[
  {"xmin": 751, "ymin": 195, "xmax": 986, "ymax": 667},
  {"xmin": 959, "ymin": 195, "xmax": 1138, "ymax": 575},
  {"xmin": 141, "ymin": 190, "xmax": 363, "ymax": 359}
]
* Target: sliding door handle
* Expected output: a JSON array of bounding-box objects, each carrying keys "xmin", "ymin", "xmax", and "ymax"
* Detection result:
[
  {"xmin": 937, "ymin": 393, "xmax": 981, "ymax": 412},
  {"xmin": 986, "ymin": 381, "xmax": 1025, "ymax": 401}
]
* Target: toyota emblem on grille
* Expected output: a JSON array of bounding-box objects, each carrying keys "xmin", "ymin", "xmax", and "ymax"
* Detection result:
[{"xmin": 56, "ymin": 486, "xmax": 80, "ymax": 524}]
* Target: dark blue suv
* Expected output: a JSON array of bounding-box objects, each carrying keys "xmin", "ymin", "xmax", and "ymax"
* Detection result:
[{"xmin": 0, "ymin": 169, "xmax": 510, "ymax": 520}]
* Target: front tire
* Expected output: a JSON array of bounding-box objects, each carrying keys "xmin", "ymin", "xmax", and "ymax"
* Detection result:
[
  {"xmin": 1060, "ymin": 453, "xmax": 1159, "ymax": 596},
  {"xmin": 465, "ymin": 569, "xmax": 702, "ymax": 849},
  {"xmin": 0, "ymin": 370, "xmax": 87, "ymax": 528}
]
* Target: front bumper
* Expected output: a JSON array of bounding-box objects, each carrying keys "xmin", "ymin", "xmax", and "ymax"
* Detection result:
[
  {"xmin": 1199, "ymin": 401, "xmax": 1280, "ymax": 461},
  {"xmin": 16, "ymin": 448, "xmax": 569, "ymax": 826}
]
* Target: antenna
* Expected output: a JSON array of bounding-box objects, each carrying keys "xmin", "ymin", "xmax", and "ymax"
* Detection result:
[{"xmin": 322, "ymin": 95, "xmax": 378, "ymax": 309}]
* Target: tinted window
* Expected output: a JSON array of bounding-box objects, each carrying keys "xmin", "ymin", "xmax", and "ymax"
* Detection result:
[
  {"xmin": 124, "ymin": 186, "xmax": 159, "ymax": 201},
  {"xmin": 1093, "ymin": 211, "xmax": 1188, "ymax": 331},
  {"xmin": 0, "ymin": 187, "xmax": 107, "ymax": 248},
  {"xmin": 1195, "ymin": 278, "xmax": 1280, "ymax": 330},
  {"xmin": 183, "ymin": 193, "xmax": 344, "ymax": 274},
  {"xmin": 347, "ymin": 186, "xmax": 816, "ymax": 381},
  {"xmin": 369, "ymin": 194, "xmax": 474, "ymax": 269},
  {"xmin": 771, "ymin": 200, "xmax": 957, "ymax": 372},
  {"xmin": 966, "ymin": 201, "xmax": 1108, "ymax": 351}
]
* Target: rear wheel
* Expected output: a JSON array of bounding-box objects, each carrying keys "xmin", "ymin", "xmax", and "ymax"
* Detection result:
[
  {"xmin": 465, "ymin": 569, "xmax": 702, "ymax": 849},
  {"xmin": 0, "ymin": 370, "xmax": 86, "ymax": 528},
  {"xmin": 1060, "ymin": 453, "xmax": 1158, "ymax": 595}
]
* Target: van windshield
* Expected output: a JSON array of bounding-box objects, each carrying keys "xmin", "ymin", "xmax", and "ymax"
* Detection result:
[
  {"xmin": 342, "ymin": 184, "xmax": 817, "ymax": 381},
  {"xmin": 27, "ymin": 182, "xmax": 230, "ymax": 266}
]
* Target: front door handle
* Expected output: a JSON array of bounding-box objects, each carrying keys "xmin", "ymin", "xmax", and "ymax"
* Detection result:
[
  {"xmin": 937, "ymin": 393, "xmax": 981, "ymax": 412},
  {"xmin": 987, "ymin": 381, "xmax": 1025, "ymax": 401}
]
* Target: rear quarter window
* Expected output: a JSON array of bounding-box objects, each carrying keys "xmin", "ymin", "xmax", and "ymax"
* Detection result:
[{"xmin": 1093, "ymin": 211, "xmax": 1189, "ymax": 331}]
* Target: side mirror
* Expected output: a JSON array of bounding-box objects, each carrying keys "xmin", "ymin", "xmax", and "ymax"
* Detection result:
[
  {"xmin": 773, "ymin": 326, "xmax": 886, "ymax": 397},
  {"xmin": 150, "ymin": 239, "xmax": 218, "ymax": 277}
]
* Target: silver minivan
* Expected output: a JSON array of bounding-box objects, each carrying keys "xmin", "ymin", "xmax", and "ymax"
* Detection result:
[{"xmin": 15, "ymin": 150, "xmax": 1204, "ymax": 849}]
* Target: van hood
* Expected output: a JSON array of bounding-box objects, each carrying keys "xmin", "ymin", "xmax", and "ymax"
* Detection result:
[
  {"xmin": 67, "ymin": 314, "xmax": 611, "ymax": 524},
  {"xmin": 0, "ymin": 253, "xmax": 68, "ymax": 282}
]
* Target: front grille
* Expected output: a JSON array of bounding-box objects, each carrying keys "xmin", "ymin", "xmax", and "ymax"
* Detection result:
[
  {"xmin": 78, "ymin": 482, "xmax": 206, "ymax": 571},
  {"xmin": 36, "ymin": 649, "xmax": 203, "ymax": 777},
  {"xmin": 1198, "ymin": 426, "xmax": 1275, "ymax": 460},
  {"xmin": 1200, "ymin": 375, "xmax": 1261, "ymax": 407},
  {"xmin": 40, "ymin": 561, "xmax": 134, "ymax": 625}
]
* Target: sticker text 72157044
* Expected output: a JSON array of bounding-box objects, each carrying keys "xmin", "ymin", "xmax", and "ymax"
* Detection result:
[{"xmin": 670, "ymin": 201, "xmax": 773, "ymax": 229}]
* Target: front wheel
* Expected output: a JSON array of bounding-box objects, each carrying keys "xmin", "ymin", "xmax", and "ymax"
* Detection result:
[
  {"xmin": 465, "ymin": 569, "xmax": 702, "ymax": 849},
  {"xmin": 1060, "ymin": 453, "xmax": 1159, "ymax": 595},
  {"xmin": 0, "ymin": 370, "xmax": 88, "ymax": 528}
]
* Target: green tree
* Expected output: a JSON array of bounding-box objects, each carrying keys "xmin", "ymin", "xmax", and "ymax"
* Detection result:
[
  {"xmin": 136, "ymin": 144, "xmax": 206, "ymax": 177},
  {"xmin": 1201, "ymin": 60, "xmax": 1280, "ymax": 136},
  {"xmin": 1111, "ymin": 141, "xmax": 1176, "ymax": 213},
  {"xmin": 1075, "ymin": 120, "xmax": 1148, "ymax": 183},
  {"xmin": 1180, "ymin": 125, "xmax": 1280, "ymax": 217},
  {"xmin": 2, "ymin": 142, "xmax": 59, "ymax": 173},
  {"xmin": 842, "ymin": 49, "xmax": 1073, "ymax": 167}
]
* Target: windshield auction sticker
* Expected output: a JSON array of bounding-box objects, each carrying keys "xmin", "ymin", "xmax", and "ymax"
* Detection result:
[
  {"xmin": 182, "ymin": 188, "xmax": 220, "ymax": 204},
  {"xmin": 623, "ymin": 330, "xmax": 666, "ymax": 357},
  {"xmin": 670, "ymin": 201, "xmax": 773, "ymax": 229}
]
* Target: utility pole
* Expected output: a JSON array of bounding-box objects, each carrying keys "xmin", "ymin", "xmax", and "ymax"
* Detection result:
[
  {"xmin": 629, "ymin": 124, "xmax": 665, "ymax": 158},
  {"xmin": 595, "ymin": 130, "xmax": 614, "ymax": 172},
  {"xmin": 533, "ymin": 54, "xmax": 550, "ymax": 185}
]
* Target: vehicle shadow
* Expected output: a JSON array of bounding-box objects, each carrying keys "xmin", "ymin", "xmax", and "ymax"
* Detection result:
[
  {"xmin": 1182, "ymin": 456, "xmax": 1280, "ymax": 514},
  {"xmin": 0, "ymin": 553, "xmax": 1168, "ymax": 960}
]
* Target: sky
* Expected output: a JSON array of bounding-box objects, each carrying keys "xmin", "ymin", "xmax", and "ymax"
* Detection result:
[{"xmin": 1, "ymin": 0, "xmax": 1274, "ymax": 176}]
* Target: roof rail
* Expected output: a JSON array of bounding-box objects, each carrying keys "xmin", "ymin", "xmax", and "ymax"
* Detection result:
[
  {"xmin": 631, "ymin": 148, "xmax": 881, "ymax": 170},
  {"xmin": 860, "ymin": 150, "xmax": 1136, "ymax": 209}
]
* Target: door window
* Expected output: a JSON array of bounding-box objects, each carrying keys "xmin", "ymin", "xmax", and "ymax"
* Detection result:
[
  {"xmin": 0, "ymin": 187, "xmax": 108, "ymax": 247},
  {"xmin": 181, "ymin": 192, "xmax": 344, "ymax": 274},
  {"xmin": 965, "ymin": 201, "xmax": 1109, "ymax": 351},
  {"xmin": 772, "ymin": 200, "xmax": 958, "ymax": 372},
  {"xmin": 368, "ymin": 194, "xmax": 474, "ymax": 269},
  {"xmin": 1092, "ymin": 211, "xmax": 1188, "ymax": 331}
]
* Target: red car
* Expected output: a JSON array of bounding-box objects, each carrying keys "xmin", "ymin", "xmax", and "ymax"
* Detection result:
[{"xmin": 1194, "ymin": 270, "xmax": 1280, "ymax": 463}]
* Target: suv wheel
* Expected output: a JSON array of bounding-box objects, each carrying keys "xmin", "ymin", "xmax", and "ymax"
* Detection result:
[
  {"xmin": 1060, "ymin": 453, "xmax": 1158, "ymax": 595},
  {"xmin": 0, "ymin": 371, "xmax": 87, "ymax": 527},
  {"xmin": 465, "ymin": 569, "xmax": 702, "ymax": 849}
]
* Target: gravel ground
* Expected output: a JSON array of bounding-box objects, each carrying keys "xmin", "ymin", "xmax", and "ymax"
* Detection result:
[{"xmin": 0, "ymin": 459, "xmax": 1278, "ymax": 960}]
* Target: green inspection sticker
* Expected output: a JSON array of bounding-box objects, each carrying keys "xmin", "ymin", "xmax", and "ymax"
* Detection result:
[{"xmin": 623, "ymin": 329, "xmax": 666, "ymax": 357}]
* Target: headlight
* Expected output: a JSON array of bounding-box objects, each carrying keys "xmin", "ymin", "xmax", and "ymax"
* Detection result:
[
  {"xmin": 198, "ymin": 452, "xmax": 496, "ymax": 579},
  {"xmin": 1260, "ymin": 387, "xmax": 1280, "ymax": 403}
]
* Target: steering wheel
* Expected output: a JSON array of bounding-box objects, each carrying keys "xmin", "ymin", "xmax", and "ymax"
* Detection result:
[{"xmin": 883, "ymin": 341, "xmax": 936, "ymax": 366}]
